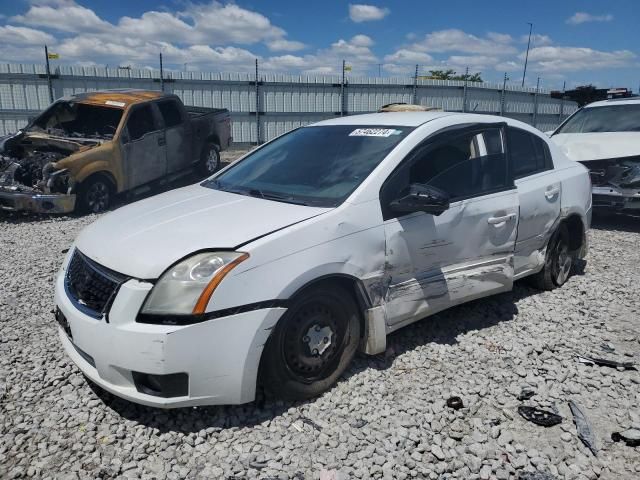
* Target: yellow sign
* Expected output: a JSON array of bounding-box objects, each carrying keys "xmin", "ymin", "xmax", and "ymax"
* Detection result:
[
  {"xmin": 47, "ymin": 53, "xmax": 60, "ymax": 59},
  {"xmin": 344, "ymin": 65, "xmax": 352, "ymax": 72}
]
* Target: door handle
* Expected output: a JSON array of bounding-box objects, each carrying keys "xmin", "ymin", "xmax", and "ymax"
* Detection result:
[
  {"xmin": 158, "ymin": 136, "xmax": 166, "ymax": 146},
  {"xmin": 488, "ymin": 213, "xmax": 516, "ymax": 225},
  {"xmin": 545, "ymin": 186, "xmax": 560, "ymax": 199}
]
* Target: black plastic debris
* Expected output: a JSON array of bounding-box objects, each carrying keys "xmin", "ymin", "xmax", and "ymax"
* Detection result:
[
  {"xmin": 446, "ymin": 396, "xmax": 464, "ymax": 410},
  {"xmin": 517, "ymin": 406, "xmax": 563, "ymax": 427},
  {"xmin": 568, "ymin": 401, "xmax": 598, "ymax": 456},
  {"xmin": 518, "ymin": 472, "xmax": 557, "ymax": 480},
  {"xmin": 577, "ymin": 355, "xmax": 636, "ymax": 370},
  {"xmin": 352, "ymin": 418, "xmax": 367, "ymax": 428},
  {"xmin": 517, "ymin": 387, "xmax": 536, "ymax": 401},
  {"xmin": 611, "ymin": 429, "xmax": 640, "ymax": 447},
  {"xmin": 600, "ymin": 343, "xmax": 615, "ymax": 353},
  {"xmin": 300, "ymin": 417, "xmax": 322, "ymax": 431}
]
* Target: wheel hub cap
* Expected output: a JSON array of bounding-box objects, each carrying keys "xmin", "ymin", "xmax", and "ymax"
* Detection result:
[{"xmin": 303, "ymin": 324, "xmax": 333, "ymax": 356}]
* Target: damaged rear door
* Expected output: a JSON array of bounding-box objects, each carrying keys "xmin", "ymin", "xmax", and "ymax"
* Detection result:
[
  {"xmin": 380, "ymin": 123, "xmax": 518, "ymax": 327},
  {"xmin": 121, "ymin": 104, "xmax": 167, "ymax": 189}
]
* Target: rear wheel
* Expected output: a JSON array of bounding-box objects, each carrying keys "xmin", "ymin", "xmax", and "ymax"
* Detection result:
[
  {"xmin": 530, "ymin": 223, "xmax": 574, "ymax": 290},
  {"xmin": 77, "ymin": 176, "xmax": 112, "ymax": 214},
  {"xmin": 197, "ymin": 143, "xmax": 220, "ymax": 177},
  {"xmin": 261, "ymin": 284, "xmax": 361, "ymax": 401}
]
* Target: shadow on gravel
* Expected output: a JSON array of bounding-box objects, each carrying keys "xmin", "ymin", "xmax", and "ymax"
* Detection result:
[
  {"xmin": 87, "ymin": 283, "xmax": 546, "ymax": 433},
  {"xmin": 591, "ymin": 212, "xmax": 640, "ymax": 233}
]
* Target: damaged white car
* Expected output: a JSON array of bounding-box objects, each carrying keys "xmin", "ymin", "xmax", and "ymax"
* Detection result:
[
  {"xmin": 550, "ymin": 98, "xmax": 640, "ymax": 212},
  {"xmin": 54, "ymin": 112, "xmax": 591, "ymax": 407}
]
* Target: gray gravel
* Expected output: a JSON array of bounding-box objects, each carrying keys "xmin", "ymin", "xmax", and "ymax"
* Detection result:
[{"xmin": 1, "ymin": 187, "xmax": 639, "ymax": 479}]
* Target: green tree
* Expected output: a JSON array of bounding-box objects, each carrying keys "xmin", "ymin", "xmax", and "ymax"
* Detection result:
[{"xmin": 428, "ymin": 69, "xmax": 483, "ymax": 82}]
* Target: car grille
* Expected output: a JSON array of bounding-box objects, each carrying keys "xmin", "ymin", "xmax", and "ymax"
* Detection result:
[{"xmin": 65, "ymin": 249, "xmax": 128, "ymax": 317}]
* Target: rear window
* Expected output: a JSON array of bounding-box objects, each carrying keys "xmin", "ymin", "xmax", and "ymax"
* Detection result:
[
  {"xmin": 508, "ymin": 127, "xmax": 552, "ymax": 178},
  {"xmin": 157, "ymin": 101, "xmax": 182, "ymax": 128},
  {"xmin": 557, "ymin": 104, "xmax": 640, "ymax": 133}
]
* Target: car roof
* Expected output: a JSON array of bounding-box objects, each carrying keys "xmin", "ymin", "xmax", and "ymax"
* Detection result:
[
  {"xmin": 312, "ymin": 111, "xmax": 457, "ymax": 127},
  {"xmin": 63, "ymin": 89, "xmax": 173, "ymax": 108},
  {"xmin": 585, "ymin": 97, "xmax": 640, "ymax": 108}
]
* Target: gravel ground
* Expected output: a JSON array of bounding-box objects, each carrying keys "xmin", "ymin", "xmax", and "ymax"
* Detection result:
[{"xmin": 1, "ymin": 179, "xmax": 639, "ymax": 479}]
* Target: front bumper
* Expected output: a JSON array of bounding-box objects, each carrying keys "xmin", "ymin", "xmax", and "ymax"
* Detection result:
[
  {"xmin": 0, "ymin": 188, "xmax": 76, "ymax": 213},
  {"xmin": 54, "ymin": 268, "xmax": 285, "ymax": 407},
  {"xmin": 591, "ymin": 186, "xmax": 640, "ymax": 211}
]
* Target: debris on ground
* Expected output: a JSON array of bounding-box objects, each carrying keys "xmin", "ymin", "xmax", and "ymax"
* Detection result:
[
  {"xmin": 569, "ymin": 400, "xmax": 598, "ymax": 456},
  {"xmin": 446, "ymin": 396, "xmax": 464, "ymax": 410},
  {"xmin": 517, "ymin": 406, "xmax": 563, "ymax": 427},
  {"xmin": 517, "ymin": 387, "xmax": 536, "ymax": 401},
  {"xmin": 611, "ymin": 429, "xmax": 640, "ymax": 447},
  {"xmin": 577, "ymin": 354, "xmax": 636, "ymax": 370}
]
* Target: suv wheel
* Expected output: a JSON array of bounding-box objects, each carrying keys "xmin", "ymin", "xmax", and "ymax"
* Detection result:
[
  {"xmin": 77, "ymin": 176, "xmax": 112, "ymax": 214},
  {"xmin": 198, "ymin": 143, "xmax": 220, "ymax": 177}
]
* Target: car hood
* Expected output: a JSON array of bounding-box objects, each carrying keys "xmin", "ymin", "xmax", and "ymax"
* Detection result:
[
  {"xmin": 551, "ymin": 132, "xmax": 640, "ymax": 162},
  {"xmin": 75, "ymin": 184, "xmax": 330, "ymax": 279}
]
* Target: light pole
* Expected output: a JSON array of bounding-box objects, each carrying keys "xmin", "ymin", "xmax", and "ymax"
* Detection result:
[{"xmin": 522, "ymin": 22, "xmax": 533, "ymax": 87}]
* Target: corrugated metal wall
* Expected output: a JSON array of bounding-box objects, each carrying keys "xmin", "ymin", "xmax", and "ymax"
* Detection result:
[{"xmin": 0, "ymin": 64, "xmax": 578, "ymax": 142}]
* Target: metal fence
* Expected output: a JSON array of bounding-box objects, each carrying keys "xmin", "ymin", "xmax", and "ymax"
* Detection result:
[{"xmin": 0, "ymin": 63, "xmax": 578, "ymax": 144}]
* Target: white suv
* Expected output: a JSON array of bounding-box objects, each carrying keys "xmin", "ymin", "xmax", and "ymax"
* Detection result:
[{"xmin": 54, "ymin": 112, "xmax": 592, "ymax": 407}]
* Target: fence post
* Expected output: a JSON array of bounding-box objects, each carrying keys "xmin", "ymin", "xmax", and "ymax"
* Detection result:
[
  {"xmin": 255, "ymin": 58, "xmax": 260, "ymax": 145},
  {"xmin": 44, "ymin": 45, "xmax": 54, "ymax": 103},
  {"xmin": 500, "ymin": 72, "xmax": 507, "ymax": 116},
  {"xmin": 159, "ymin": 53, "xmax": 164, "ymax": 92},
  {"xmin": 533, "ymin": 76, "xmax": 540, "ymax": 127},
  {"xmin": 558, "ymin": 80, "xmax": 566, "ymax": 124},
  {"xmin": 341, "ymin": 60, "xmax": 345, "ymax": 116},
  {"xmin": 412, "ymin": 64, "xmax": 418, "ymax": 104},
  {"xmin": 462, "ymin": 66, "xmax": 469, "ymax": 112}
]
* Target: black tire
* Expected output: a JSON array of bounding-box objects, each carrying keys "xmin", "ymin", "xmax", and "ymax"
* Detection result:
[
  {"xmin": 76, "ymin": 176, "xmax": 112, "ymax": 214},
  {"xmin": 530, "ymin": 223, "xmax": 575, "ymax": 290},
  {"xmin": 261, "ymin": 284, "xmax": 361, "ymax": 401},
  {"xmin": 197, "ymin": 143, "xmax": 220, "ymax": 177}
]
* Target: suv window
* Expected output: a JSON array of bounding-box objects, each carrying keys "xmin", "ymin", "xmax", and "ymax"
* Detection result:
[
  {"xmin": 556, "ymin": 104, "xmax": 640, "ymax": 133},
  {"xmin": 157, "ymin": 100, "xmax": 182, "ymax": 128},
  {"xmin": 508, "ymin": 127, "xmax": 551, "ymax": 178},
  {"xmin": 381, "ymin": 126, "xmax": 510, "ymax": 218},
  {"xmin": 126, "ymin": 105, "xmax": 157, "ymax": 141}
]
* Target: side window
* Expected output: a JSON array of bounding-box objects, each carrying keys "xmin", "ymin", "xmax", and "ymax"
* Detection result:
[
  {"xmin": 381, "ymin": 127, "xmax": 510, "ymax": 218},
  {"xmin": 126, "ymin": 105, "xmax": 157, "ymax": 141},
  {"xmin": 508, "ymin": 127, "xmax": 551, "ymax": 178},
  {"xmin": 157, "ymin": 100, "xmax": 182, "ymax": 128}
]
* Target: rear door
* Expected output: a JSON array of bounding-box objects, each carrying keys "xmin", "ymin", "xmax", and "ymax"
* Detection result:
[
  {"xmin": 121, "ymin": 104, "xmax": 167, "ymax": 189},
  {"xmin": 381, "ymin": 124, "xmax": 519, "ymax": 328},
  {"xmin": 157, "ymin": 99, "xmax": 192, "ymax": 173},
  {"xmin": 507, "ymin": 127, "xmax": 561, "ymax": 277}
]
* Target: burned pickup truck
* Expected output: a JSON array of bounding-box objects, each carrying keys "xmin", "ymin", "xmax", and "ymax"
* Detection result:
[
  {"xmin": 550, "ymin": 98, "xmax": 640, "ymax": 212},
  {"xmin": 0, "ymin": 90, "xmax": 231, "ymax": 213}
]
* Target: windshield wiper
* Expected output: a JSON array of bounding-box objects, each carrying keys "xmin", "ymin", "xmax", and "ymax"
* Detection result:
[{"xmin": 248, "ymin": 189, "xmax": 309, "ymax": 206}]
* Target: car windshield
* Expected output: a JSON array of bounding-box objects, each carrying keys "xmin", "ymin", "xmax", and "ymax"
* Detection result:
[
  {"xmin": 29, "ymin": 101, "xmax": 124, "ymax": 140},
  {"xmin": 556, "ymin": 104, "xmax": 640, "ymax": 133},
  {"xmin": 203, "ymin": 125, "xmax": 413, "ymax": 207}
]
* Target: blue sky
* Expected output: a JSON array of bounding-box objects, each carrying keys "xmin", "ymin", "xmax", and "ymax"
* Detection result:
[{"xmin": 0, "ymin": 0, "xmax": 638, "ymax": 90}]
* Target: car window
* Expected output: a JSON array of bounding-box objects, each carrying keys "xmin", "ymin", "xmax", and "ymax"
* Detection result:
[
  {"xmin": 508, "ymin": 127, "xmax": 551, "ymax": 178},
  {"xmin": 157, "ymin": 100, "xmax": 182, "ymax": 128},
  {"xmin": 204, "ymin": 125, "xmax": 412, "ymax": 207},
  {"xmin": 126, "ymin": 105, "xmax": 158, "ymax": 141},
  {"xmin": 556, "ymin": 104, "xmax": 640, "ymax": 133},
  {"xmin": 381, "ymin": 126, "xmax": 510, "ymax": 218}
]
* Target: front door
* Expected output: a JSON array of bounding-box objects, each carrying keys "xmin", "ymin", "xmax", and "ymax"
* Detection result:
[
  {"xmin": 122, "ymin": 104, "xmax": 167, "ymax": 189},
  {"xmin": 507, "ymin": 127, "xmax": 562, "ymax": 276},
  {"xmin": 380, "ymin": 124, "xmax": 519, "ymax": 328}
]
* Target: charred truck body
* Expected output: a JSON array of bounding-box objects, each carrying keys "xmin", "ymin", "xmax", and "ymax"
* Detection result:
[
  {"xmin": 550, "ymin": 98, "xmax": 640, "ymax": 212},
  {"xmin": 0, "ymin": 90, "xmax": 231, "ymax": 213}
]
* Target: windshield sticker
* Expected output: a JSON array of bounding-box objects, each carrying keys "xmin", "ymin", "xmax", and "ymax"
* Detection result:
[
  {"xmin": 349, "ymin": 128, "xmax": 402, "ymax": 137},
  {"xmin": 105, "ymin": 100, "xmax": 126, "ymax": 107}
]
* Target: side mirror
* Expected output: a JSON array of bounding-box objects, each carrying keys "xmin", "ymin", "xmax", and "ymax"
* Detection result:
[{"xmin": 389, "ymin": 183, "xmax": 450, "ymax": 216}]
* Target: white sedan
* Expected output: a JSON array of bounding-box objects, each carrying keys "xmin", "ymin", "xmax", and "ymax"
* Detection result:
[{"xmin": 54, "ymin": 112, "xmax": 592, "ymax": 407}]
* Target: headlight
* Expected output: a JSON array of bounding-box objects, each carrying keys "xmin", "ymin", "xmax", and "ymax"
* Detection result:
[{"xmin": 141, "ymin": 251, "xmax": 249, "ymax": 316}]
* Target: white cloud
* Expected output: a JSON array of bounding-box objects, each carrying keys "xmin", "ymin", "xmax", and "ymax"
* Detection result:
[
  {"xmin": 566, "ymin": 12, "xmax": 614, "ymax": 25},
  {"xmin": 0, "ymin": 25, "xmax": 55, "ymax": 45},
  {"xmin": 12, "ymin": 2, "xmax": 111, "ymax": 33},
  {"xmin": 348, "ymin": 4, "xmax": 389, "ymax": 23},
  {"xmin": 411, "ymin": 29, "xmax": 518, "ymax": 55},
  {"xmin": 350, "ymin": 34, "xmax": 374, "ymax": 47},
  {"xmin": 521, "ymin": 34, "xmax": 553, "ymax": 46},
  {"xmin": 384, "ymin": 49, "xmax": 433, "ymax": 64},
  {"xmin": 266, "ymin": 39, "xmax": 306, "ymax": 52},
  {"xmin": 523, "ymin": 46, "xmax": 635, "ymax": 72}
]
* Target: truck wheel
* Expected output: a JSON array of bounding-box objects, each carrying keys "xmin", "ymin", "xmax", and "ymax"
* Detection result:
[
  {"xmin": 261, "ymin": 284, "xmax": 361, "ymax": 401},
  {"xmin": 530, "ymin": 224, "xmax": 574, "ymax": 290},
  {"xmin": 77, "ymin": 176, "xmax": 112, "ymax": 214},
  {"xmin": 198, "ymin": 143, "xmax": 220, "ymax": 177}
]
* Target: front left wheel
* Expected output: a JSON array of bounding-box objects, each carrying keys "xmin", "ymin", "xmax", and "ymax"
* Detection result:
[
  {"xmin": 260, "ymin": 284, "xmax": 361, "ymax": 401},
  {"xmin": 76, "ymin": 176, "xmax": 112, "ymax": 214}
]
